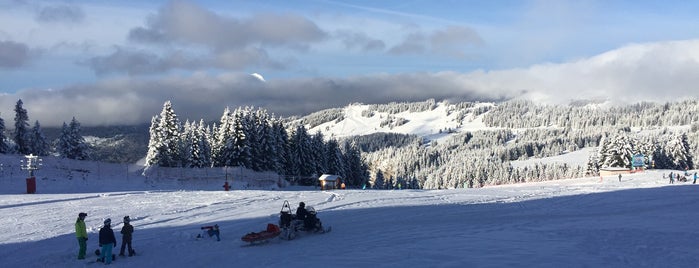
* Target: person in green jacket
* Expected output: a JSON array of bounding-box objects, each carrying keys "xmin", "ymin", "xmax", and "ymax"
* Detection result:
[{"xmin": 75, "ymin": 212, "xmax": 88, "ymax": 259}]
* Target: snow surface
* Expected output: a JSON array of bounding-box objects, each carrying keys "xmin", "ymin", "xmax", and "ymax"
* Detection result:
[
  {"xmin": 2, "ymin": 154, "xmax": 699, "ymax": 267},
  {"xmin": 309, "ymin": 101, "xmax": 495, "ymax": 143}
]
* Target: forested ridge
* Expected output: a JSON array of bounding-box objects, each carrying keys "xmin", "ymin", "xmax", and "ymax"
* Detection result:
[{"xmin": 343, "ymin": 99, "xmax": 698, "ymax": 189}]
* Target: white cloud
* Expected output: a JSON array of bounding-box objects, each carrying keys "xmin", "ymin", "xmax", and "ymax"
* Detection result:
[{"xmin": 2, "ymin": 39, "xmax": 699, "ymax": 127}]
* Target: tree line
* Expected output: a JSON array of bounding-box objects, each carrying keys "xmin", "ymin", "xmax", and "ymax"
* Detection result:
[
  {"xmin": 0, "ymin": 99, "xmax": 89, "ymax": 159},
  {"xmin": 144, "ymin": 101, "xmax": 368, "ymax": 186},
  {"xmin": 357, "ymin": 99, "xmax": 699, "ymax": 189}
]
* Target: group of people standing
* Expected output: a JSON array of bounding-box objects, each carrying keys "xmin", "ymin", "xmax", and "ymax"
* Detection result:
[
  {"xmin": 74, "ymin": 212, "xmax": 135, "ymax": 264},
  {"xmin": 665, "ymin": 171, "xmax": 698, "ymax": 184}
]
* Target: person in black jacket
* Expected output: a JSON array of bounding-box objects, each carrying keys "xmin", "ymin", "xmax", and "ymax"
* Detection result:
[
  {"xmin": 295, "ymin": 202, "xmax": 308, "ymax": 221},
  {"xmin": 99, "ymin": 218, "xmax": 117, "ymax": 264},
  {"xmin": 119, "ymin": 216, "xmax": 135, "ymax": 257}
]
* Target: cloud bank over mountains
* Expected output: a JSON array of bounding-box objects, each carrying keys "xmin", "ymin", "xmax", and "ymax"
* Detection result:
[
  {"xmin": 2, "ymin": 1, "xmax": 699, "ymax": 126},
  {"xmin": 2, "ymin": 39, "xmax": 699, "ymax": 127}
]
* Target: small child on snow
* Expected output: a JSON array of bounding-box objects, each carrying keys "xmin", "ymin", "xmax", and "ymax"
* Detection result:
[{"xmin": 119, "ymin": 216, "xmax": 135, "ymax": 257}]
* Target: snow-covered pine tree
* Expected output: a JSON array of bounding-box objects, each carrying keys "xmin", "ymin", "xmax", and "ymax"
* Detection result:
[
  {"xmin": 67, "ymin": 117, "xmax": 89, "ymax": 160},
  {"xmin": 193, "ymin": 120, "xmax": 212, "ymax": 168},
  {"xmin": 665, "ymin": 133, "xmax": 694, "ymax": 170},
  {"xmin": 211, "ymin": 108, "xmax": 234, "ymax": 167},
  {"xmin": 311, "ymin": 131, "xmax": 327, "ymax": 176},
  {"xmin": 180, "ymin": 120, "xmax": 195, "ymax": 167},
  {"xmin": 373, "ymin": 168, "xmax": 385, "ymax": 189},
  {"xmin": 272, "ymin": 120, "xmax": 290, "ymax": 174},
  {"xmin": 145, "ymin": 116, "xmax": 161, "ymax": 167},
  {"xmin": 0, "ymin": 116, "xmax": 8, "ymax": 153},
  {"xmin": 231, "ymin": 107, "xmax": 250, "ymax": 168},
  {"xmin": 29, "ymin": 120, "xmax": 50, "ymax": 156},
  {"xmin": 255, "ymin": 110, "xmax": 277, "ymax": 172},
  {"xmin": 145, "ymin": 101, "xmax": 182, "ymax": 167},
  {"xmin": 600, "ymin": 133, "xmax": 635, "ymax": 168},
  {"xmin": 585, "ymin": 152, "xmax": 599, "ymax": 176},
  {"xmin": 342, "ymin": 140, "xmax": 366, "ymax": 187},
  {"xmin": 13, "ymin": 99, "xmax": 30, "ymax": 154},
  {"xmin": 325, "ymin": 138, "xmax": 345, "ymax": 176},
  {"xmin": 57, "ymin": 117, "xmax": 89, "ymax": 160},
  {"xmin": 288, "ymin": 124, "xmax": 314, "ymax": 179}
]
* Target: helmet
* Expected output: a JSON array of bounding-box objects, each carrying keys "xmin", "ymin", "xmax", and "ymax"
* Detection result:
[
  {"xmin": 104, "ymin": 218, "xmax": 111, "ymax": 225},
  {"xmin": 299, "ymin": 202, "xmax": 305, "ymax": 208},
  {"xmin": 78, "ymin": 212, "xmax": 87, "ymax": 218},
  {"xmin": 123, "ymin": 216, "xmax": 130, "ymax": 223}
]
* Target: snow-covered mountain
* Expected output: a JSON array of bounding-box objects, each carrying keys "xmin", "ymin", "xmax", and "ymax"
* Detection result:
[{"xmin": 299, "ymin": 99, "xmax": 496, "ymax": 143}]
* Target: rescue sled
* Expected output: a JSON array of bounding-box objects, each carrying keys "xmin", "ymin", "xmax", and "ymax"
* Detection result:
[{"xmin": 241, "ymin": 223, "xmax": 281, "ymax": 244}]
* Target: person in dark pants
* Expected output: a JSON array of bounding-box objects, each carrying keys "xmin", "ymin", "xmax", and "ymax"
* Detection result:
[
  {"xmin": 75, "ymin": 212, "xmax": 88, "ymax": 260},
  {"xmin": 119, "ymin": 216, "xmax": 135, "ymax": 256},
  {"xmin": 99, "ymin": 218, "xmax": 117, "ymax": 264},
  {"xmin": 295, "ymin": 202, "xmax": 308, "ymax": 221}
]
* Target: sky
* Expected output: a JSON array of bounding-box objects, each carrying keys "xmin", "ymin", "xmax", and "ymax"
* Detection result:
[
  {"xmin": 1, "ymin": 152, "xmax": 699, "ymax": 267},
  {"xmin": 2, "ymin": 0, "xmax": 699, "ymax": 126}
]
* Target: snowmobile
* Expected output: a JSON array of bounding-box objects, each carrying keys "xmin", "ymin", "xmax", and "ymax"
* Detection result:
[{"xmin": 278, "ymin": 200, "xmax": 331, "ymax": 240}]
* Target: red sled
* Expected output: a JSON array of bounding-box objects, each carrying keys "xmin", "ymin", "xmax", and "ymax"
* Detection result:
[{"xmin": 241, "ymin": 223, "xmax": 281, "ymax": 244}]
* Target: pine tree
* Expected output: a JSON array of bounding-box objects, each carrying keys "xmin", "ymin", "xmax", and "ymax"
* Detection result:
[
  {"xmin": 231, "ymin": 108, "xmax": 250, "ymax": 168},
  {"xmin": 0, "ymin": 116, "xmax": 8, "ymax": 153},
  {"xmin": 29, "ymin": 120, "xmax": 50, "ymax": 156},
  {"xmin": 600, "ymin": 133, "xmax": 635, "ymax": 168},
  {"xmin": 144, "ymin": 101, "xmax": 182, "ymax": 167},
  {"xmin": 311, "ymin": 131, "xmax": 328, "ymax": 176},
  {"xmin": 68, "ymin": 117, "xmax": 89, "ymax": 160},
  {"xmin": 57, "ymin": 118, "xmax": 89, "ymax": 160},
  {"xmin": 13, "ymin": 99, "xmax": 30, "ymax": 154},
  {"xmin": 665, "ymin": 133, "xmax": 694, "ymax": 170},
  {"xmin": 288, "ymin": 125, "xmax": 314, "ymax": 179},
  {"xmin": 325, "ymin": 139, "xmax": 345, "ymax": 175},
  {"xmin": 193, "ymin": 120, "xmax": 212, "ymax": 168},
  {"xmin": 343, "ymin": 140, "xmax": 366, "ymax": 187},
  {"xmin": 272, "ymin": 120, "xmax": 290, "ymax": 174},
  {"xmin": 145, "ymin": 116, "xmax": 161, "ymax": 167},
  {"xmin": 211, "ymin": 108, "xmax": 234, "ymax": 167}
]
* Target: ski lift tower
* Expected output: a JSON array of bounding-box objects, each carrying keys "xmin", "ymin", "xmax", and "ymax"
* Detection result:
[{"xmin": 20, "ymin": 154, "xmax": 42, "ymax": 194}]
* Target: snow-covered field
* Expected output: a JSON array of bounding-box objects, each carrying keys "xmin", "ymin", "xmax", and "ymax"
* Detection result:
[{"xmin": 1, "ymin": 153, "xmax": 698, "ymax": 267}]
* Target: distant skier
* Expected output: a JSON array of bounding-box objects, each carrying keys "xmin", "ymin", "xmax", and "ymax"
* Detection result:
[
  {"xmin": 119, "ymin": 216, "xmax": 135, "ymax": 257},
  {"xmin": 618, "ymin": 174, "xmax": 622, "ymax": 182},
  {"xmin": 99, "ymin": 218, "xmax": 117, "ymax": 264},
  {"xmin": 670, "ymin": 172, "xmax": 675, "ymax": 184},
  {"xmin": 200, "ymin": 225, "xmax": 220, "ymax": 241},
  {"xmin": 75, "ymin": 212, "xmax": 88, "ymax": 260},
  {"xmin": 694, "ymin": 172, "xmax": 697, "ymax": 184}
]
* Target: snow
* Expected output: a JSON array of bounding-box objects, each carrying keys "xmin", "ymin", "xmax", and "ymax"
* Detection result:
[
  {"xmin": 2, "ymin": 154, "xmax": 699, "ymax": 267},
  {"xmin": 309, "ymin": 101, "xmax": 495, "ymax": 144},
  {"xmin": 510, "ymin": 147, "xmax": 596, "ymax": 168}
]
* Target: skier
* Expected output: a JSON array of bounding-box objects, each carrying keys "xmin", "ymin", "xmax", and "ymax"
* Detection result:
[
  {"xmin": 99, "ymin": 218, "xmax": 117, "ymax": 264},
  {"xmin": 670, "ymin": 172, "xmax": 675, "ymax": 184},
  {"xmin": 201, "ymin": 225, "xmax": 220, "ymax": 241},
  {"xmin": 75, "ymin": 212, "xmax": 88, "ymax": 260},
  {"xmin": 618, "ymin": 174, "xmax": 622, "ymax": 182},
  {"xmin": 119, "ymin": 216, "xmax": 135, "ymax": 257},
  {"xmin": 694, "ymin": 172, "xmax": 697, "ymax": 184}
]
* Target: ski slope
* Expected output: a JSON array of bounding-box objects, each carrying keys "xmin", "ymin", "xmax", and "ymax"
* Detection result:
[{"xmin": 1, "ymin": 154, "xmax": 698, "ymax": 267}]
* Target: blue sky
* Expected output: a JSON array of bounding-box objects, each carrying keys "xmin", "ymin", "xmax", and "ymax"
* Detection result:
[{"xmin": 2, "ymin": 0, "xmax": 699, "ymax": 126}]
